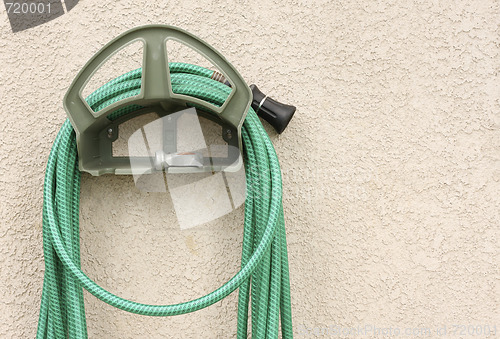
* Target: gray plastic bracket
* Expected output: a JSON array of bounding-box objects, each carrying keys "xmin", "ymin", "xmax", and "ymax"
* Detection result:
[{"xmin": 64, "ymin": 25, "xmax": 252, "ymax": 176}]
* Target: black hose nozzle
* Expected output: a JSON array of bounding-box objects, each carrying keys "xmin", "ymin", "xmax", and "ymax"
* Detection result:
[{"xmin": 250, "ymin": 84, "xmax": 296, "ymax": 134}]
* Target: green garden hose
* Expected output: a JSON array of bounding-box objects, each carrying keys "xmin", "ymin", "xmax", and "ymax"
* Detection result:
[{"xmin": 37, "ymin": 62, "xmax": 293, "ymax": 338}]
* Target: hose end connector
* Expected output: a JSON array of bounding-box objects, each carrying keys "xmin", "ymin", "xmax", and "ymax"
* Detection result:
[{"xmin": 250, "ymin": 84, "xmax": 296, "ymax": 134}]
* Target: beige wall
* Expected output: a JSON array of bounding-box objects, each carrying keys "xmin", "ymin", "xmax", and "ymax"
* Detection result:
[{"xmin": 1, "ymin": 0, "xmax": 499, "ymax": 338}]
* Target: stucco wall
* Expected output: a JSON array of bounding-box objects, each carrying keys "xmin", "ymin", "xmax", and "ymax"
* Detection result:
[{"xmin": 1, "ymin": 1, "xmax": 499, "ymax": 338}]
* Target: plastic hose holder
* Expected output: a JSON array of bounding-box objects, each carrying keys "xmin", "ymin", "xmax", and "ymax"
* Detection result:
[{"xmin": 64, "ymin": 25, "xmax": 252, "ymax": 176}]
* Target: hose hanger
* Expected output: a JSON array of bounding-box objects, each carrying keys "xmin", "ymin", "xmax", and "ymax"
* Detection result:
[
  {"xmin": 65, "ymin": 25, "xmax": 252, "ymax": 175},
  {"xmin": 38, "ymin": 24, "xmax": 294, "ymax": 338}
]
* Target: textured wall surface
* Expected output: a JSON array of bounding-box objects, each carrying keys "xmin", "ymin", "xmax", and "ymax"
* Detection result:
[{"xmin": 1, "ymin": 0, "xmax": 499, "ymax": 338}]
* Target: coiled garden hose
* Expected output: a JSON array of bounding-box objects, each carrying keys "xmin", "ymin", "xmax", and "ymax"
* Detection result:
[{"xmin": 37, "ymin": 62, "xmax": 293, "ymax": 338}]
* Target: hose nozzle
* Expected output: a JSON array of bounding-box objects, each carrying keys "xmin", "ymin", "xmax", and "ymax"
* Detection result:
[{"xmin": 250, "ymin": 84, "xmax": 296, "ymax": 134}]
